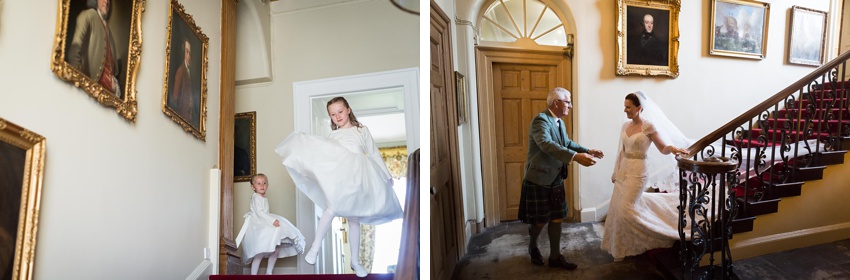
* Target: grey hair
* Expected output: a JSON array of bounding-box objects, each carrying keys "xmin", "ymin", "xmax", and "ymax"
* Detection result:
[{"xmin": 546, "ymin": 87, "xmax": 571, "ymax": 107}]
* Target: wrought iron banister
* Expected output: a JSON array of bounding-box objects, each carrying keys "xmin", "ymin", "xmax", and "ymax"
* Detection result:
[{"xmin": 686, "ymin": 50, "xmax": 850, "ymax": 157}]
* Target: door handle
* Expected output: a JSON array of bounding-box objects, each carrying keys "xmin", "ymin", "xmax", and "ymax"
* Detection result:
[{"xmin": 430, "ymin": 186, "xmax": 438, "ymax": 195}]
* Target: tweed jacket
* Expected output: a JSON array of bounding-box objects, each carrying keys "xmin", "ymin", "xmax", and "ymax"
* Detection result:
[{"xmin": 523, "ymin": 110, "xmax": 588, "ymax": 186}]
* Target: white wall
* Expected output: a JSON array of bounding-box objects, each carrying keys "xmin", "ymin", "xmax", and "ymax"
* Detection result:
[
  {"xmin": 442, "ymin": 0, "xmax": 832, "ymax": 225},
  {"xmin": 0, "ymin": 0, "xmax": 222, "ymax": 279},
  {"xmin": 233, "ymin": 0, "xmax": 419, "ymax": 272}
]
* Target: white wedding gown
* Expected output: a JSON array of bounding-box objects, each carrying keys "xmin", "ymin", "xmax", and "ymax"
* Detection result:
[{"xmin": 601, "ymin": 122, "xmax": 683, "ymax": 259}]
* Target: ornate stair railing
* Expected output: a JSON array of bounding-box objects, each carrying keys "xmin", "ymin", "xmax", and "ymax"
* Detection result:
[{"xmin": 676, "ymin": 50, "xmax": 850, "ymax": 279}]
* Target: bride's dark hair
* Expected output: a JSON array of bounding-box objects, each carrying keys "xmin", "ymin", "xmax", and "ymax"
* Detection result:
[
  {"xmin": 327, "ymin": 97, "xmax": 362, "ymax": 130},
  {"xmin": 625, "ymin": 93, "xmax": 642, "ymax": 107}
]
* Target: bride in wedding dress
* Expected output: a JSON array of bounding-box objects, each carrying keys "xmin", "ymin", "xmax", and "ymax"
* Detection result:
[{"xmin": 601, "ymin": 91, "xmax": 691, "ymax": 261}]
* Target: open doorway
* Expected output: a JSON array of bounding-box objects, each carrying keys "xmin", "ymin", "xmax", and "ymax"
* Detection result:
[{"xmin": 292, "ymin": 68, "xmax": 419, "ymax": 274}]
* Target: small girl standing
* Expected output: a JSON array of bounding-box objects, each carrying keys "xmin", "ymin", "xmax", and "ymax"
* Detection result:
[
  {"xmin": 236, "ymin": 173, "xmax": 306, "ymax": 275},
  {"xmin": 275, "ymin": 96, "xmax": 403, "ymax": 278}
]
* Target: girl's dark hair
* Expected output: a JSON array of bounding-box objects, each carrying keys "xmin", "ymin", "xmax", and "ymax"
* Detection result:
[
  {"xmin": 327, "ymin": 97, "xmax": 362, "ymax": 130},
  {"xmin": 625, "ymin": 93, "xmax": 641, "ymax": 107}
]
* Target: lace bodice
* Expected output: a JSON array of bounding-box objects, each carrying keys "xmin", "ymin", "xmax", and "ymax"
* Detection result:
[{"xmin": 621, "ymin": 121, "xmax": 656, "ymax": 158}]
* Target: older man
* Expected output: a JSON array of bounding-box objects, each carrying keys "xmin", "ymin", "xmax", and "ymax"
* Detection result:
[
  {"xmin": 517, "ymin": 87, "xmax": 604, "ymax": 270},
  {"xmin": 68, "ymin": 0, "xmax": 122, "ymax": 98}
]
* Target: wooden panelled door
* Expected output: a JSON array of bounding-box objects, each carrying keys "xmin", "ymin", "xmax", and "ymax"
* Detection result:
[
  {"xmin": 430, "ymin": 2, "xmax": 463, "ymax": 280},
  {"xmin": 494, "ymin": 63, "xmax": 574, "ymax": 222}
]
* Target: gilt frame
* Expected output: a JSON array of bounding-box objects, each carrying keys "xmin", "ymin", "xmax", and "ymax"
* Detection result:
[
  {"xmin": 162, "ymin": 0, "xmax": 209, "ymax": 141},
  {"xmin": 617, "ymin": 0, "xmax": 680, "ymax": 78},
  {"xmin": 710, "ymin": 0, "xmax": 770, "ymax": 60},
  {"xmin": 0, "ymin": 117, "xmax": 46, "ymax": 280},
  {"xmin": 50, "ymin": 0, "xmax": 146, "ymax": 121},
  {"xmin": 234, "ymin": 112, "xmax": 256, "ymax": 182}
]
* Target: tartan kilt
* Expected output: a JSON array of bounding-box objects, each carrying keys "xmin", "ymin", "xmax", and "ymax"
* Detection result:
[{"xmin": 517, "ymin": 179, "xmax": 567, "ymax": 224}]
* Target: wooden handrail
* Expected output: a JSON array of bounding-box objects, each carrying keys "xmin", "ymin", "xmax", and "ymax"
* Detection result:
[{"xmin": 686, "ymin": 50, "xmax": 850, "ymax": 158}]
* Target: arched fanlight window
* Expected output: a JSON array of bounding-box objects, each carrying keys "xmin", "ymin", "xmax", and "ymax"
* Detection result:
[{"xmin": 480, "ymin": 0, "xmax": 566, "ymax": 47}]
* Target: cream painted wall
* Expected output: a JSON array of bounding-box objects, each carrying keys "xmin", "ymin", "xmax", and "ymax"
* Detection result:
[
  {"xmin": 0, "ymin": 0, "xmax": 222, "ymax": 279},
  {"xmin": 233, "ymin": 0, "xmax": 419, "ymax": 271},
  {"xmin": 443, "ymin": 0, "xmax": 833, "ymax": 229}
]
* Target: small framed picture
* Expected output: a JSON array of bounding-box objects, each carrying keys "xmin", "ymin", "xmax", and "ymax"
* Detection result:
[
  {"xmin": 787, "ymin": 6, "xmax": 827, "ymax": 66},
  {"xmin": 162, "ymin": 0, "xmax": 209, "ymax": 141},
  {"xmin": 234, "ymin": 112, "xmax": 256, "ymax": 182},
  {"xmin": 710, "ymin": 0, "xmax": 770, "ymax": 60},
  {"xmin": 616, "ymin": 0, "xmax": 681, "ymax": 78},
  {"xmin": 0, "ymin": 117, "xmax": 46, "ymax": 280},
  {"xmin": 50, "ymin": 0, "xmax": 146, "ymax": 121},
  {"xmin": 455, "ymin": 71, "xmax": 467, "ymax": 125}
]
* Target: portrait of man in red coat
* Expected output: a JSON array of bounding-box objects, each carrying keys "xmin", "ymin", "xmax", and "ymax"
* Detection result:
[{"xmin": 169, "ymin": 38, "xmax": 195, "ymax": 126}]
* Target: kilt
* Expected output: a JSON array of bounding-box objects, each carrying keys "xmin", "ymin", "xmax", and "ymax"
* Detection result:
[{"xmin": 517, "ymin": 179, "xmax": 567, "ymax": 224}]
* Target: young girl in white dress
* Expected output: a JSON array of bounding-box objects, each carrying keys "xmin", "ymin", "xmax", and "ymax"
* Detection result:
[
  {"xmin": 275, "ymin": 97, "xmax": 403, "ymax": 278},
  {"xmin": 602, "ymin": 92, "xmax": 690, "ymax": 262},
  {"xmin": 236, "ymin": 173, "xmax": 306, "ymax": 275}
]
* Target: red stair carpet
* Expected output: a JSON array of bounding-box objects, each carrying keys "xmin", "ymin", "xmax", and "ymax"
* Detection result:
[{"xmin": 210, "ymin": 274, "xmax": 394, "ymax": 280}]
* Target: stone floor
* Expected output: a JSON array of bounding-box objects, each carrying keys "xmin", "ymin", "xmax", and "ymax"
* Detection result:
[{"xmin": 452, "ymin": 221, "xmax": 850, "ymax": 280}]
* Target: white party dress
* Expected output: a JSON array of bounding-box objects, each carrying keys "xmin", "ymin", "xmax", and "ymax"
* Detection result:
[
  {"xmin": 275, "ymin": 125, "xmax": 403, "ymax": 225},
  {"xmin": 236, "ymin": 193, "xmax": 306, "ymax": 263},
  {"xmin": 601, "ymin": 121, "xmax": 683, "ymax": 259}
]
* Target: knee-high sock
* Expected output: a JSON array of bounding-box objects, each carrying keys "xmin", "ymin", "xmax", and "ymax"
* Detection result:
[
  {"xmin": 250, "ymin": 255, "xmax": 263, "ymax": 275},
  {"xmin": 265, "ymin": 247, "xmax": 282, "ymax": 275},
  {"xmin": 309, "ymin": 208, "xmax": 337, "ymax": 253},
  {"xmin": 548, "ymin": 221, "xmax": 562, "ymax": 257},
  {"xmin": 348, "ymin": 217, "xmax": 361, "ymax": 268},
  {"xmin": 529, "ymin": 224, "xmax": 543, "ymax": 250}
]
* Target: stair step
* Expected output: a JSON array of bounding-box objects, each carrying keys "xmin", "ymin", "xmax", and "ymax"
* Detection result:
[
  {"xmin": 766, "ymin": 182, "xmax": 804, "ymax": 199},
  {"xmin": 777, "ymin": 108, "xmax": 850, "ymax": 119},
  {"xmin": 731, "ymin": 216, "xmax": 755, "ymax": 234},
  {"xmin": 842, "ymin": 136, "xmax": 850, "ymax": 150},
  {"xmin": 747, "ymin": 128, "xmax": 832, "ymax": 142},
  {"xmin": 795, "ymin": 98, "xmax": 848, "ymax": 108},
  {"xmin": 738, "ymin": 198, "xmax": 780, "ymax": 216},
  {"xmin": 815, "ymin": 150, "xmax": 847, "ymax": 165},
  {"xmin": 792, "ymin": 165, "xmax": 826, "ymax": 181}
]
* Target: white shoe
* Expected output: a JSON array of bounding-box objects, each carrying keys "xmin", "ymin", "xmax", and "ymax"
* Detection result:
[
  {"xmin": 305, "ymin": 249, "xmax": 319, "ymax": 265},
  {"xmin": 351, "ymin": 263, "xmax": 368, "ymax": 278}
]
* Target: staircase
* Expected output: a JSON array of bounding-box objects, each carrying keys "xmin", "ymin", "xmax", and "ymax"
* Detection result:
[{"xmin": 657, "ymin": 51, "xmax": 850, "ymax": 279}]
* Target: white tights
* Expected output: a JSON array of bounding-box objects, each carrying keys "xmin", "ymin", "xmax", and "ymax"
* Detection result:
[
  {"xmin": 250, "ymin": 246, "xmax": 282, "ymax": 275},
  {"xmin": 308, "ymin": 208, "xmax": 367, "ymax": 276}
]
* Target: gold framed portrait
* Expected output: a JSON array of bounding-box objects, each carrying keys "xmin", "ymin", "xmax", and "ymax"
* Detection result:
[
  {"xmin": 50, "ymin": 0, "xmax": 146, "ymax": 121},
  {"xmin": 616, "ymin": 0, "xmax": 681, "ymax": 78},
  {"xmin": 162, "ymin": 0, "xmax": 208, "ymax": 141},
  {"xmin": 0, "ymin": 117, "xmax": 46, "ymax": 280},
  {"xmin": 710, "ymin": 0, "xmax": 770, "ymax": 60},
  {"xmin": 234, "ymin": 112, "xmax": 256, "ymax": 182}
]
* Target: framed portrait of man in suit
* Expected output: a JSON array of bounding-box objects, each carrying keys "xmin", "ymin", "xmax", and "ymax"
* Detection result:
[
  {"xmin": 0, "ymin": 117, "xmax": 46, "ymax": 280},
  {"xmin": 616, "ymin": 0, "xmax": 680, "ymax": 78},
  {"xmin": 51, "ymin": 0, "xmax": 145, "ymax": 121},
  {"xmin": 162, "ymin": 0, "xmax": 208, "ymax": 141}
]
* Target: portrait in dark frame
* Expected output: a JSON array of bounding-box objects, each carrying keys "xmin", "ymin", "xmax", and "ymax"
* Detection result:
[
  {"xmin": 234, "ymin": 112, "xmax": 256, "ymax": 182},
  {"xmin": 0, "ymin": 142, "xmax": 25, "ymax": 280}
]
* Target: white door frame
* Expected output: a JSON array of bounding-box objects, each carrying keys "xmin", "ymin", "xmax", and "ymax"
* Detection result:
[{"xmin": 291, "ymin": 67, "xmax": 419, "ymax": 274}]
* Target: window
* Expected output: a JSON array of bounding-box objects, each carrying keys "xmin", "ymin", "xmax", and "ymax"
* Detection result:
[{"xmin": 480, "ymin": 0, "xmax": 566, "ymax": 46}]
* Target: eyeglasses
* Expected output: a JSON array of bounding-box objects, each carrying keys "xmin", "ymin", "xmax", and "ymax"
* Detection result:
[{"xmin": 555, "ymin": 99, "xmax": 572, "ymax": 106}]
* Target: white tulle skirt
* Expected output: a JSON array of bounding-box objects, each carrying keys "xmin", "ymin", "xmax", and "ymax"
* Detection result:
[{"xmin": 275, "ymin": 132, "xmax": 403, "ymax": 225}]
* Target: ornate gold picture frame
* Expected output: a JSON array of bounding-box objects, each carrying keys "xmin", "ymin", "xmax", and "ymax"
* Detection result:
[
  {"xmin": 50, "ymin": 0, "xmax": 146, "ymax": 121},
  {"xmin": 617, "ymin": 0, "xmax": 680, "ymax": 78},
  {"xmin": 234, "ymin": 112, "xmax": 256, "ymax": 182},
  {"xmin": 710, "ymin": 0, "xmax": 770, "ymax": 60},
  {"xmin": 0, "ymin": 117, "xmax": 46, "ymax": 280},
  {"xmin": 162, "ymin": 0, "xmax": 208, "ymax": 141}
]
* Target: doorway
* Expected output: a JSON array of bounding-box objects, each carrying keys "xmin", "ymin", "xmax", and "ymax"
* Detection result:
[{"xmin": 292, "ymin": 68, "xmax": 419, "ymax": 274}]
